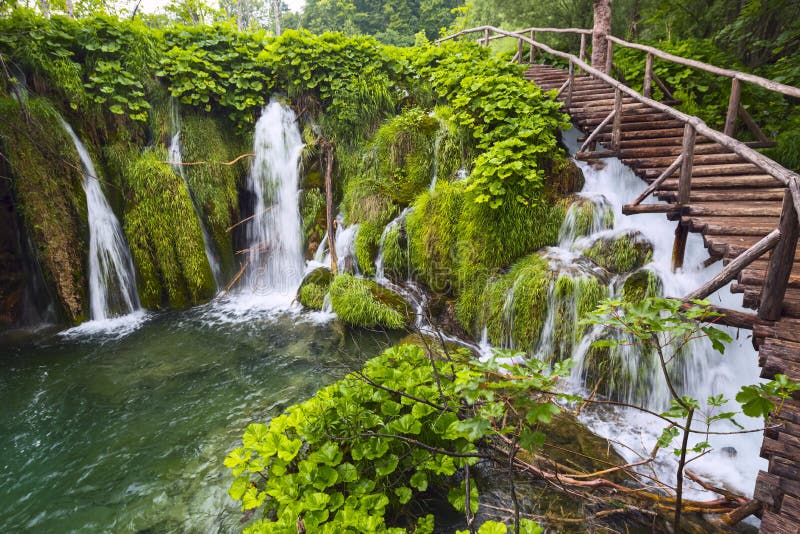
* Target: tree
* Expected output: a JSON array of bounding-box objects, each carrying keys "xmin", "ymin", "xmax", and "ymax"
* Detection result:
[{"xmin": 591, "ymin": 0, "xmax": 611, "ymax": 71}]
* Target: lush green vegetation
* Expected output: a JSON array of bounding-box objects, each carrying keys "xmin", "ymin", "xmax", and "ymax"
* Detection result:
[{"xmin": 226, "ymin": 341, "xmax": 567, "ymax": 532}]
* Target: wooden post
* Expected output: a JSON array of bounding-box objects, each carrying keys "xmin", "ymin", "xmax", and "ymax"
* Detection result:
[
  {"xmin": 529, "ymin": 30, "xmax": 535, "ymax": 63},
  {"xmin": 579, "ymin": 33, "xmax": 586, "ymax": 63},
  {"xmin": 677, "ymin": 124, "xmax": 696, "ymax": 205},
  {"xmin": 672, "ymin": 123, "xmax": 696, "ymax": 271},
  {"xmin": 483, "ymin": 28, "xmax": 490, "ymax": 47},
  {"xmin": 324, "ymin": 143, "xmax": 338, "ymax": 275},
  {"xmin": 566, "ymin": 60, "xmax": 575, "ymax": 109},
  {"xmin": 724, "ymin": 78, "xmax": 741, "ymax": 137},
  {"xmin": 643, "ymin": 52, "xmax": 653, "ymax": 98},
  {"xmin": 758, "ymin": 190, "xmax": 799, "ymax": 321},
  {"xmin": 611, "ymin": 87, "xmax": 623, "ymax": 151},
  {"xmin": 518, "ymin": 37, "xmax": 524, "ymax": 64},
  {"xmin": 605, "ymin": 38, "xmax": 614, "ymax": 74}
]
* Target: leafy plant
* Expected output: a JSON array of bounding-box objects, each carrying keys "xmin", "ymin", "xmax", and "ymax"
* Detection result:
[{"xmin": 586, "ymin": 297, "xmax": 800, "ymax": 532}]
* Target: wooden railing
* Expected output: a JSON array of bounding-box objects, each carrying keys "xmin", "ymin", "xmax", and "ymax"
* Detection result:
[{"xmin": 436, "ymin": 26, "xmax": 800, "ymax": 324}]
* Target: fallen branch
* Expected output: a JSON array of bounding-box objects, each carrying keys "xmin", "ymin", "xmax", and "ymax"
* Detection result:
[{"xmin": 163, "ymin": 152, "xmax": 255, "ymax": 167}]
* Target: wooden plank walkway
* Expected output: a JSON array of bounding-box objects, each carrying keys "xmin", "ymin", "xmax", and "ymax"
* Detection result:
[{"xmin": 525, "ymin": 63, "xmax": 800, "ymax": 532}]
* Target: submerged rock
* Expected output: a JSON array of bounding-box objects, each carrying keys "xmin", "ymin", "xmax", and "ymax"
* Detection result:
[{"xmin": 583, "ymin": 230, "xmax": 653, "ymax": 274}]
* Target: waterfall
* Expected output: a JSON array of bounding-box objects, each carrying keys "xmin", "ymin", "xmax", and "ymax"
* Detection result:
[
  {"xmin": 167, "ymin": 102, "xmax": 223, "ymax": 288},
  {"xmin": 560, "ymin": 128, "xmax": 765, "ymax": 498},
  {"xmin": 61, "ymin": 121, "xmax": 139, "ymax": 321},
  {"xmin": 313, "ymin": 217, "xmax": 361, "ymax": 275},
  {"xmin": 241, "ymin": 101, "xmax": 305, "ymax": 301},
  {"xmin": 475, "ymin": 128, "xmax": 766, "ymax": 499}
]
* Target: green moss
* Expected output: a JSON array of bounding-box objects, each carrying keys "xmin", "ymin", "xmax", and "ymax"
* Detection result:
[
  {"xmin": 299, "ymin": 283, "xmax": 328, "ymax": 310},
  {"xmin": 561, "ymin": 196, "xmax": 614, "ymax": 242},
  {"xmin": 298, "ymin": 267, "xmax": 334, "ymax": 310},
  {"xmin": 432, "ymin": 106, "xmax": 471, "ymax": 185},
  {"xmin": 119, "ymin": 149, "xmax": 216, "ymax": 309},
  {"xmin": 478, "ymin": 254, "xmax": 552, "ymax": 349},
  {"xmin": 454, "ymin": 198, "xmax": 566, "ymax": 331},
  {"xmin": 0, "ymin": 97, "xmax": 88, "ymax": 323},
  {"xmin": 354, "ymin": 221, "xmax": 382, "ymax": 277},
  {"xmin": 369, "ymin": 108, "xmax": 438, "ymax": 205},
  {"xmin": 584, "ymin": 231, "xmax": 654, "ymax": 274},
  {"xmin": 329, "ymin": 274, "xmax": 409, "ymax": 329},
  {"xmin": 381, "ymin": 222, "xmax": 409, "ymax": 282},
  {"xmin": 620, "ymin": 269, "xmax": 662, "ymax": 302},
  {"xmin": 406, "ymin": 181, "xmax": 464, "ymax": 292},
  {"xmin": 180, "ymin": 111, "xmax": 244, "ymax": 278},
  {"xmin": 340, "ymin": 147, "xmax": 399, "ymax": 227}
]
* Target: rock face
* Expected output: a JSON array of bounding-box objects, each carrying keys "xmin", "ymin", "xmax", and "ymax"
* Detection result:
[{"xmin": 0, "ymin": 97, "xmax": 88, "ymax": 324}]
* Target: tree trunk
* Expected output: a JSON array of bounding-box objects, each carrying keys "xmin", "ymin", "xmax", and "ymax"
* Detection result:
[
  {"xmin": 324, "ymin": 143, "xmax": 338, "ymax": 275},
  {"xmin": 65, "ymin": 0, "xmax": 74, "ymax": 18},
  {"xmin": 39, "ymin": 0, "xmax": 50, "ymax": 18},
  {"xmin": 237, "ymin": 0, "xmax": 245, "ymax": 31},
  {"xmin": 591, "ymin": 0, "xmax": 612, "ymax": 72},
  {"xmin": 271, "ymin": 0, "xmax": 281, "ymax": 36}
]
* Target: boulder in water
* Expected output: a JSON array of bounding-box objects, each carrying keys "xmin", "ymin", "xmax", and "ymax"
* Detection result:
[
  {"xmin": 329, "ymin": 274, "xmax": 411, "ymax": 329},
  {"xmin": 583, "ymin": 230, "xmax": 653, "ymax": 274},
  {"xmin": 619, "ymin": 268, "xmax": 662, "ymax": 302},
  {"xmin": 297, "ymin": 267, "xmax": 333, "ymax": 310}
]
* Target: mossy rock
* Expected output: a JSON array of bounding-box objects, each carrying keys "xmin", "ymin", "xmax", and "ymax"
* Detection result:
[
  {"xmin": 583, "ymin": 231, "xmax": 653, "ymax": 274},
  {"xmin": 406, "ymin": 182, "xmax": 463, "ymax": 292},
  {"xmin": 119, "ymin": 149, "xmax": 216, "ymax": 309},
  {"xmin": 329, "ymin": 274, "xmax": 410, "ymax": 329},
  {"xmin": 544, "ymin": 157, "xmax": 585, "ymax": 199},
  {"xmin": 300, "ymin": 188, "xmax": 326, "ymax": 259},
  {"xmin": 180, "ymin": 111, "xmax": 244, "ymax": 278},
  {"xmin": 381, "ymin": 220, "xmax": 410, "ymax": 283},
  {"xmin": 354, "ymin": 221, "xmax": 382, "ymax": 277},
  {"xmin": 620, "ymin": 268, "xmax": 662, "ymax": 302},
  {"xmin": 560, "ymin": 195, "xmax": 614, "ymax": 243},
  {"xmin": 297, "ymin": 267, "xmax": 333, "ymax": 310},
  {"xmin": 0, "ymin": 97, "xmax": 88, "ymax": 323}
]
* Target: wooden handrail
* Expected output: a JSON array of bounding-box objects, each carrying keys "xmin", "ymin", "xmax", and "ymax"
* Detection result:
[
  {"xmin": 684, "ymin": 229, "xmax": 781, "ymax": 301},
  {"xmin": 605, "ymin": 35, "xmax": 800, "ymax": 99},
  {"xmin": 436, "ymin": 26, "xmax": 800, "ymax": 192}
]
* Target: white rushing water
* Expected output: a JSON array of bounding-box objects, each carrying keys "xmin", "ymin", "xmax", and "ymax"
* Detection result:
[
  {"xmin": 168, "ymin": 103, "xmax": 223, "ymax": 289},
  {"xmin": 61, "ymin": 120, "xmax": 140, "ymax": 323},
  {"xmin": 237, "ymin": 100, "xmax": 305, "ymax": 308},
  {"xmin": 555, "ymin": 128, "xmax": 766, "ymax": 499}
]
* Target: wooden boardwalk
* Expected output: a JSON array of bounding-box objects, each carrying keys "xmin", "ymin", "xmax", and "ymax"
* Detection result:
[{"xmin": 526, "ymin": 63, "xmax": 800, "ymax": 533}]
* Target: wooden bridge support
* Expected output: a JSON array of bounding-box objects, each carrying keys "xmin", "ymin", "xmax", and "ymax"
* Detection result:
[
  {"xmin": 759, "ymin": 191, "xmax": 799, "ymax": 321},
  {"xmin": 672, "ymin": 123, "xmax": 696, "ymax": 271}
]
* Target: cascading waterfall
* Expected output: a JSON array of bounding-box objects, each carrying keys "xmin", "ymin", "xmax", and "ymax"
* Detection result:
[
  {"xmin": 242, "ymin": 101, "xmax": 305, "ymax": 302},
  {"xmin": 313, "ymin": 217, "xmax": 361, "ymax": 275},
  {"xmin": 168, "ymin": 101, "xmax": 223, "ymax": 288},
  {"xmin": 478, "ymin": 128, "xmax": 765, "ymax": 499},
  {"xmin": 61, "ymin": 121, "xmax": 139, "ymax": 321}
]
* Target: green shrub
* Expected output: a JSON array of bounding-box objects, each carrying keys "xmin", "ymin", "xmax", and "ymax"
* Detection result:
[{"xmin": 329, "ymin": 274, "xmax": 409, "ymax": 329}]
